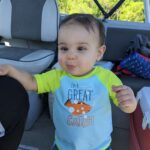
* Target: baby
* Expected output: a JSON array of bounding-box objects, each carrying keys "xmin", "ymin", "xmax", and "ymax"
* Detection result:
[{"xmin": 0, "ymin": 13, "xmax": 137, "ymax": 150}]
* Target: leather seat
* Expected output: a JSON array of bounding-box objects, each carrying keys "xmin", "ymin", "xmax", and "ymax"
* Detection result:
[{"xmin": 0, "ymin": 0, "xmax": 59, "ymax": 129}]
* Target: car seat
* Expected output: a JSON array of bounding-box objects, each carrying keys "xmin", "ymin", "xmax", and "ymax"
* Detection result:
[{"xmin": 0, "ymin": 0, "xmax": 59, "ymax": 130}]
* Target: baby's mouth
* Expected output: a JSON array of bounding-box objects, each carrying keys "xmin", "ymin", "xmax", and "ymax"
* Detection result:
[
  {"xmin": 66, "ymin": 63, "xmax": 77, "ymax": 70},
  {"xmin": 67, "ymin": 64, "xmax": 76, "ymax": 69}
]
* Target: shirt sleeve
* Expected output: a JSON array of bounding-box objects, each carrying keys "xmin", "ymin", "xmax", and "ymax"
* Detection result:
[
  {"xmin": 107, "ymin": 71, "xmax": 123, "ymax": 106},
  {"xmin": 34, "ymin": 69, "xmax": 59, "ymax": 94}
]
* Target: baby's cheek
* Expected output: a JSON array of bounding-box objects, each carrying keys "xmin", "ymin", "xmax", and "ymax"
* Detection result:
[{"xmin": 58, "ymin": 57, "xmax": 63, "ymax": 64}]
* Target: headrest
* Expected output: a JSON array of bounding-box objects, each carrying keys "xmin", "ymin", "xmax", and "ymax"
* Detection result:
[{"xmin": 0, "ymin": 0, "xmax": 59, "ymax": 42}]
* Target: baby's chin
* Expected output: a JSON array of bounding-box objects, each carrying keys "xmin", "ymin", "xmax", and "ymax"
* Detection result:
[
  {"xmin": 63, "ymin": 67, "xmax": 94, "ymax": 77},
  {"xmin": 68, "ymin": 72, "xmax": 82, "ymax": 76},
  {"xmin": 66, "ymin": 70, "xmax": 84, "ymax": 77}
]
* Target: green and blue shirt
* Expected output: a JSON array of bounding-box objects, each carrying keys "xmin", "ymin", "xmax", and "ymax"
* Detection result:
[{"xmin": 35, "ymin": 66, "xmax": 122, "ymax": 150}]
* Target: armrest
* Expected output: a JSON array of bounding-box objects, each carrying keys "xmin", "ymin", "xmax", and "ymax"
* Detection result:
[{"xmin": 137, "ymin": 87, "xmax": 150, "ymax": 129}]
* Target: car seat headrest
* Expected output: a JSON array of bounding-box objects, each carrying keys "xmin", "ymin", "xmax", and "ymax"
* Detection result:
[{"xmin": 0, "ymin": 0, "xmax": 59, "ymax": 42}]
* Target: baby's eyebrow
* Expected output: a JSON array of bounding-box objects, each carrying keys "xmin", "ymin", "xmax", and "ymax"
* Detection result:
[
  {"xmin": 78, "ymin": 42, "xmax": 89, "ymax": 45},
  {"xmin": 58, "ymin": 42, "xmax": 66, "ymax": 46}
]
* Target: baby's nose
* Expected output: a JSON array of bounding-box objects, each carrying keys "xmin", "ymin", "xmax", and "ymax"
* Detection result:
[{"xmin": 67, "ymin": 51, "xmax": 77, "ymax": 59}]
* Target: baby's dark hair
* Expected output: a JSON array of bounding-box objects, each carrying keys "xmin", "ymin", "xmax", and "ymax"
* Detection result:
[{"xmin": 60, "ymin": 13, "xmax": 105, "ymax": 46}]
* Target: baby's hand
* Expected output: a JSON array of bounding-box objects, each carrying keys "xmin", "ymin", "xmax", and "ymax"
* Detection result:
[
  {"xmin": 0, "ymin": 64, "xmax": 10, "ymax": 76},
  {"xmin": 112, "ymin": 85, "xmax": 137, "ymax": 113}
]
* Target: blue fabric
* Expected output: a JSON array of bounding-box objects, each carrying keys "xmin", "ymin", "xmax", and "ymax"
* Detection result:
[
  {"xmin": 51, "ymin": 144, "xmax": 112, "ymax": 150},
  {"xmin": 53, "ymin": 75, "xmax": 112, "ymax": 150},
  {"xmin": 119, "ymin": 52, "xmax": 150, "ymax": 79}
]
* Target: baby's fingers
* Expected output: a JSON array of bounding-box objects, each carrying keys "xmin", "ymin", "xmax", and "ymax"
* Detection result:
[
  {"xmin": 119, "ymin": 100, "xmax": 131, "ymax": 108},
  {"xmin": 117, "ymin": 93, "xmax": 131, "ymax": 103},
  {"xmin": 0, "ymin": 65, "xmax": 8, "ymax": 75},
  {"xmin": 112, "ymin": 85, "xmax": 128, "ymax": 92}
]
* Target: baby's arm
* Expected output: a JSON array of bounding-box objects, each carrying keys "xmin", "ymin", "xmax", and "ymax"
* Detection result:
[
  {"xmin": 112, "ymin": 85, "xmax": 137, "ymax": 113},
  {"xmin": 0, "ymin": 64, "xmax": 37, "ymax": 91}
]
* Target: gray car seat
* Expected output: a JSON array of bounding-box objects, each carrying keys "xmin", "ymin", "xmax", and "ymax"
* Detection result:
[{"xmin": 0, "ymin": 0, "xmax": 59, "ymax": 130}]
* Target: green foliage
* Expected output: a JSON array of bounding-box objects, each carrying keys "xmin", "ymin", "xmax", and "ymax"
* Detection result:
[
  {"xmin": 117, "ymin": 1, "xmax": 144, "ymax": 22},
  {"xmin": 58, "ymin": 0, "xmax": 96, "ymax": 14},
  {"xmin": 58, "ymin": 0, "xmax": 144, "ymax": 22}
]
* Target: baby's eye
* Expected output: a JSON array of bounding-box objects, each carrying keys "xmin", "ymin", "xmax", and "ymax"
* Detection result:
[
  {"xmin": 77, "ymin": 46, "xmax": 87, "ymax": 51},
  {"xmin": 59, "ymin": 47, "xmax": 68, "ymax": 51}
]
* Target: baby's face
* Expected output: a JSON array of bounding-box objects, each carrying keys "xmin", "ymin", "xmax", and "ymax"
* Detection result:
[{"xmin": 58, "ymin": 23, "xmax": 105, "ymax": 76}]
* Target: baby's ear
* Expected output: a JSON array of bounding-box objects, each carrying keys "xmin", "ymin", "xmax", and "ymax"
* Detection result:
[{"xmin": 97, "ymin": 45, "xmax": 106, "ymax": 61}]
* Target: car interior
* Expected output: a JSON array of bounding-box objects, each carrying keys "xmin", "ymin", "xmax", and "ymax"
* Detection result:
[{"xmin": 0, "ymin": 0, "xmax": 150, "ymax": 150}]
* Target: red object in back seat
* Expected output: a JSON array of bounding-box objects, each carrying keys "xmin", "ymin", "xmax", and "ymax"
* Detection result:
[{"xmin": 130, "ymin": 104, "xmax": 150, "ymax": 150}]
